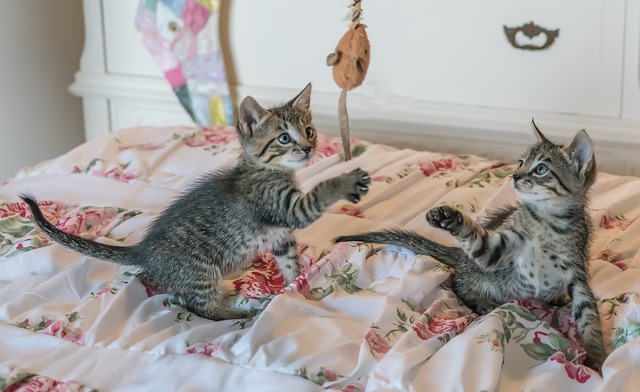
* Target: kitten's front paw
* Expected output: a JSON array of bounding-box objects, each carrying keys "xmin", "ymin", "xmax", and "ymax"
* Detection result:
[
  {"xmin": 337, "ymin": 168, "xmax": 371, "ymax": 203},
  {"xmin": 427, "ymin": 206, "xmax": 463, "ymax": 235},
  {"xmin": 584, "ymin": 354, "xmax": 604, "ymax": 373}
]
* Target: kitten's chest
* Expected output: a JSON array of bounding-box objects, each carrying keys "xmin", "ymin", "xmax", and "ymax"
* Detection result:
[{"xmin": 514, "ymin": 235, "xmax": 567, "ymax": 299}]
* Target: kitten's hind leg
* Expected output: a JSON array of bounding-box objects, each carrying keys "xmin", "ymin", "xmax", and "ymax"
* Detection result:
[
  {"xmin": 568, "ymin": 273, "xmax": 605, "ymax": 371},
  {"xmin": 272, "ymin": 236, "xmax": 300, "ymax": 285},
  {"xmin": 185, "ymin": 274, "xmax": 254, "ymax": 321}
]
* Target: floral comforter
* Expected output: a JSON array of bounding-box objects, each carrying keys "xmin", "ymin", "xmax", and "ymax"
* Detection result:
[{"xmin": 0, "ymin": 126, "xmax": 639, "ymax": 391}]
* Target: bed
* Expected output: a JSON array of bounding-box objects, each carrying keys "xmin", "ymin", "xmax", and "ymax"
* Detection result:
[{"xmin": 1, "ymin": 125, "xmax": 639, "ymax": 391}]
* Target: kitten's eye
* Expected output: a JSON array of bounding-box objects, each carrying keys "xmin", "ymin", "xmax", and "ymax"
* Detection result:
[
  {"xmin": 277, "ymin": 133, "xmax": 291, "ymax": 144},
  {"xmin": 534, "ymin": 163, "xmax": 548, "ymax": 175},
  {"xmin": 305, "ymin": 127, "xmax": 315, "ymax": 139}
]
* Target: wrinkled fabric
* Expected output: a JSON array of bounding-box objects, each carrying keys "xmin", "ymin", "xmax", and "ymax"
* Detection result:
[{"xmin": 0, "ymin": 126, "xmax": 639, "ymax": 391}]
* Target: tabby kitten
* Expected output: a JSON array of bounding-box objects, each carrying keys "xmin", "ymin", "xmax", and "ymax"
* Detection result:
[
  {"xmin": 22, "ymin": 83, "xmax": 371, "ymax": 321},
  {"xmin": 335, "ymin": 122, "xmax": 605, "ymax": 369}
]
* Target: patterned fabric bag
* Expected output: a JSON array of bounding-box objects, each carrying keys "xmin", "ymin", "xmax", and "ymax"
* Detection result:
[{"xmin": 135, "ymin": 0, "xmax": 233, "ymax": 126}]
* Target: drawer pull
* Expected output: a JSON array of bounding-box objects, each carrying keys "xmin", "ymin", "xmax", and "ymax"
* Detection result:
[{"xmin": 503, "ymin": 22, "xmax": 559, "ymax": 51}]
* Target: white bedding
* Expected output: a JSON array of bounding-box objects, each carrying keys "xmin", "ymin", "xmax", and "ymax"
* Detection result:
[{"xmin": 1, "ymin": 126, "xmax": 639, "ymax": 391}]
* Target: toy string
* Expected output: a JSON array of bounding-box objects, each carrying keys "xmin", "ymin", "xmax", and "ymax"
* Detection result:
[
  {"xmin": 350, "ymin": 0, "xmax": 362, "ymax": 27},
  {"xmin": 339, "ymin": 89, "xmax": 352, "ymax": 161}
]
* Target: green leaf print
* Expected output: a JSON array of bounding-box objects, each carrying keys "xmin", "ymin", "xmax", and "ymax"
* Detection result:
[
  {"xmin": 612, "ymin": 320, "xmax": 640, "ymax": 350},
  {"xmin": 308, "ymin": 262, "xmax": 363, "ymax": 301},
  {"xmin": 521, "ymin": 342, "xmax": 556, "ymax": 361},
  {"xmin": 548, "ymin": 333, "xmax": 570, "ymax": 352},
  {"xmin": 601, "ymin": 292, "xmax": 639, "ymax": 320},
  {"xmin": 466, "ymin": 166, "xmax": 516, "ymax": 188},
  {"xmin": 502, "ymin": 303, "xmax": 540, "ymax": 322},
  {"xmin": 385, "ymin": 307, "xmax": 416, "ymax": 339},
  {"xmin": 175, "ymin": 312, "xmax": 195, "ymax": 323},
  {"xmin": 0, "ymin": 372, "xmax": 35, "ymax": 390},
  {"xmin": 401, "ymin": 297, "xmax": 420, "ymax": 312},
  {"xmin": 296, "ymin": 367, "xmax": 343, "ymax": 386},
  {"xmin": 66, "ymin": 312, "xmax": 83, "ymax": 323},
  {"xmin": 446, "ymin": 179, "xmax": 460, "ymax": 188},
  {"xmin": 351, "ymin": 144, "xmax": 367, "ymax": 158},
  {"xmin": 0, "ymin": 216, "xmax": 35, "ymax": 238}
]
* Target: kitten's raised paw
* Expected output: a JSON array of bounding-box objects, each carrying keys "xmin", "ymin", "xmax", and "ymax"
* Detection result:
[
  {"xmin": 426, "ymin": 206, "xmax": 463, "ymax": 234},
  {"xmin": 338, "ymin": 168, "xmax": 371, "ymax": 203}
]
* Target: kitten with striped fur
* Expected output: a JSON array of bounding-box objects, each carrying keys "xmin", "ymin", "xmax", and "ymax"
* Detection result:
[
  {"xmin": 22, "ymin": 84, "xmax": 371, "ymax": 321},
  {"xmin": 335, "ymin": 122, "xmax": 605, "ymax": 369}
]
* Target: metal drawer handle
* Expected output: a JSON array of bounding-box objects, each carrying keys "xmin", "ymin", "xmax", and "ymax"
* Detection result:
[{"xmin": 503, "ymin": 22, "xmax": 559, "ymax": 51}]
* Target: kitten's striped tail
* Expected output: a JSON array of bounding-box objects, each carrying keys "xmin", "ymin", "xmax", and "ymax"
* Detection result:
[
  {"xmin": 334, "ymin": 229, "xmax": 465, "ymax": 267},
  {"xmin": 20, "ymin": 194, "xmax": 139, "ymax": 265}
]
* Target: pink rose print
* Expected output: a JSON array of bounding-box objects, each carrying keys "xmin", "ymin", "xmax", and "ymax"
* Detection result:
[
  {"xmin": 412, "ymin": 321, "xmax": 435, "ymax": 340},
  {"xmin": 490, "ymin": 338, "xmax": 501, "ymax": 350},
  {"xmin": 596, "ymin": 249, "xmax": 628, "ymax": 270},
  {"xmin": 118, "ymin": 142, "xmax": 165, "ymax": 152},
  {"xmin": 550, "ymin": 352, "xmax": 592, "ymax": 383},
  {"xmin": 294, "ymin": 275, "xmax": 311, "ymax": 298},
  {"xmin": 91, "ymin": 167, "xmax": 137, "ymax": 183},
  {"xmin": 37, "ymin": 320, "xmax": 85, "ymax": 346},
  {"xmin": 372, "ymin": 175, "xmax": 388, "ymax": 182},
  {"xmin": 418, "ymin": 156, "xmax": 462, "ymax": 177},
  {"xmin": 335, "ymin": 204, "xmax": 365, "ymax": 218},
  {"xmin": 611, "ymin": 261, "xmax": 629, "ymax": 271},
  {"xmin": 364, "ymin": 329, "xmax": 391, "ymax": 354},
  {"xmin": 186, "ymin": 341, "xmax": 223, "ymax": 357},
  {"xmin": 183, "ymin": 126, "xmax": 237, "ymax": 147},
  {"xmin": 55, "ymin": 215, "xmax": 84, "ymax": 236},
  {"xmin": 533, "ymin": 331, "xmax": 549, "ymax": 344},
  {"xmin": 597, "ymin": 249, "xmax": 620, "ymax": 263},
  {"xmin": 323, "ymin": 369, "xmax": 338, "ymax": 382},
  {"xmin": 94, "ymin": 285, "xmax": 112, "ymax": 296},
  {"xmin": 412, "ymin": 300, "xmax": 474, "ymax": 340},
  {"xmin": 600, "ymin": 215, "xmax": 636, "ymax": 230},
  {"xmin": 315, "ymin": 134, "xmax": 344, "ymax": 157},
  {"xmin": 516, "ymin": 299, "xmax": 553, "ymax": 320},
  {"xmin": 0, "ymin": 200, "xmax": 55, "ymax": 219},
  {"xmin": 307, "ymin": 134, "xmax": 361, "ymax": 165},
  {"xmin": 4, "ymin": 376, "xmax": 90, "ymax": 392},
  {"xmin": 232, "ymin": 255, "xmax": 286, "ymax": 299},
  {"xmin": 62, "ymin": 327, "xmax": 85, "ymax": 345},
  {"xmin": 4, "ymin": 376, "xmax": 49, "ymax": 392}
]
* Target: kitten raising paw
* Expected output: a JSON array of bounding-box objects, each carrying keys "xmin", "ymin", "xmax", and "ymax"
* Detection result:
[
  {"xmin": 427, "ymin": 206, "xmax": 464, "ymax": 235},
  {"xmin": 334, "ymin": 168, "xmax": 371, "ymax": 204}
]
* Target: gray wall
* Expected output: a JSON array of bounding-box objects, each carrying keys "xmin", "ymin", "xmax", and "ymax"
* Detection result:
[{"xmin": 0, "ymin": 0, "xmax": 85, "ymax": 180}]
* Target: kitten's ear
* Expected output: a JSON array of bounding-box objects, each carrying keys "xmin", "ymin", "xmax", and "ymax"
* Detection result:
[
  {"xmin": 566, "ymin": 130, "xmax": 594, "ymax": 170},
  {"xmin": 531, "ymin": 119, "xmax": 550, "ymax": 143},
  {"xmin": 287, "ymin": 83, "xmax": 312, "ymax": 110},
  {"xmin": 238, "ymin": 96, "xmax": 269, "ymax": 138}
]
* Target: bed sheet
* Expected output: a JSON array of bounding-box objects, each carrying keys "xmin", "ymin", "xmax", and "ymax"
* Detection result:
[{"xmin": 1, "ymin": 126, "xmax": 639, "ymax": 391}]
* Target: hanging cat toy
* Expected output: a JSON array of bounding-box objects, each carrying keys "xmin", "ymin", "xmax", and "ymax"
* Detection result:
[{"xmin": 326, "ymin": 0, "xmax": 371, "ymax": 161}]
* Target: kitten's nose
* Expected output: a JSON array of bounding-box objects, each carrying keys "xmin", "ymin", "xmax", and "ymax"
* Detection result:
[
  {"xmin": 512, "ymin": 172, "xmax": 522, "ymax": 181},
  {"xmin": 302, "ymin": 146, "xmax": 312, "ymax": 154}
]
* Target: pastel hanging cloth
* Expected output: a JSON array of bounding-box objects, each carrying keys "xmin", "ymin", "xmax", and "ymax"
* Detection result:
[{"xmin": 135, "ymin": 0, "xmax": 234, "ymax": 126}]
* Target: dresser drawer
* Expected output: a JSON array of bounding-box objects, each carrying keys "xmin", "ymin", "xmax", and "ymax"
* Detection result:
[
  {"xmin": 103, "ymin": 0, "xmax": 162, "ymax": 77},
  {"xmin": 371, "ymin": 0, "xmax": 625, "ymax": 117},
  {"xmin": 110, "ymin": 99, "xmax": 195, "ymax": 131}
]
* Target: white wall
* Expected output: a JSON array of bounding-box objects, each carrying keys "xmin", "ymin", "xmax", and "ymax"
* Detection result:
[{"xmin": 0, "ymin": 0, "xmax": 85, "ymax": 181}]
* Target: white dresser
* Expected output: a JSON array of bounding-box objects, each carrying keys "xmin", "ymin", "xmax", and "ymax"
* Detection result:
[{"xmin": 70, "ymin": 0, "xmax": 640, "ymax": 175}]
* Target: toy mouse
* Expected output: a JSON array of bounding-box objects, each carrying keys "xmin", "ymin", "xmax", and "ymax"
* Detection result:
[{"xmin": 326, "ymin": 0, "xmax": 370, "ymax": 161}]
